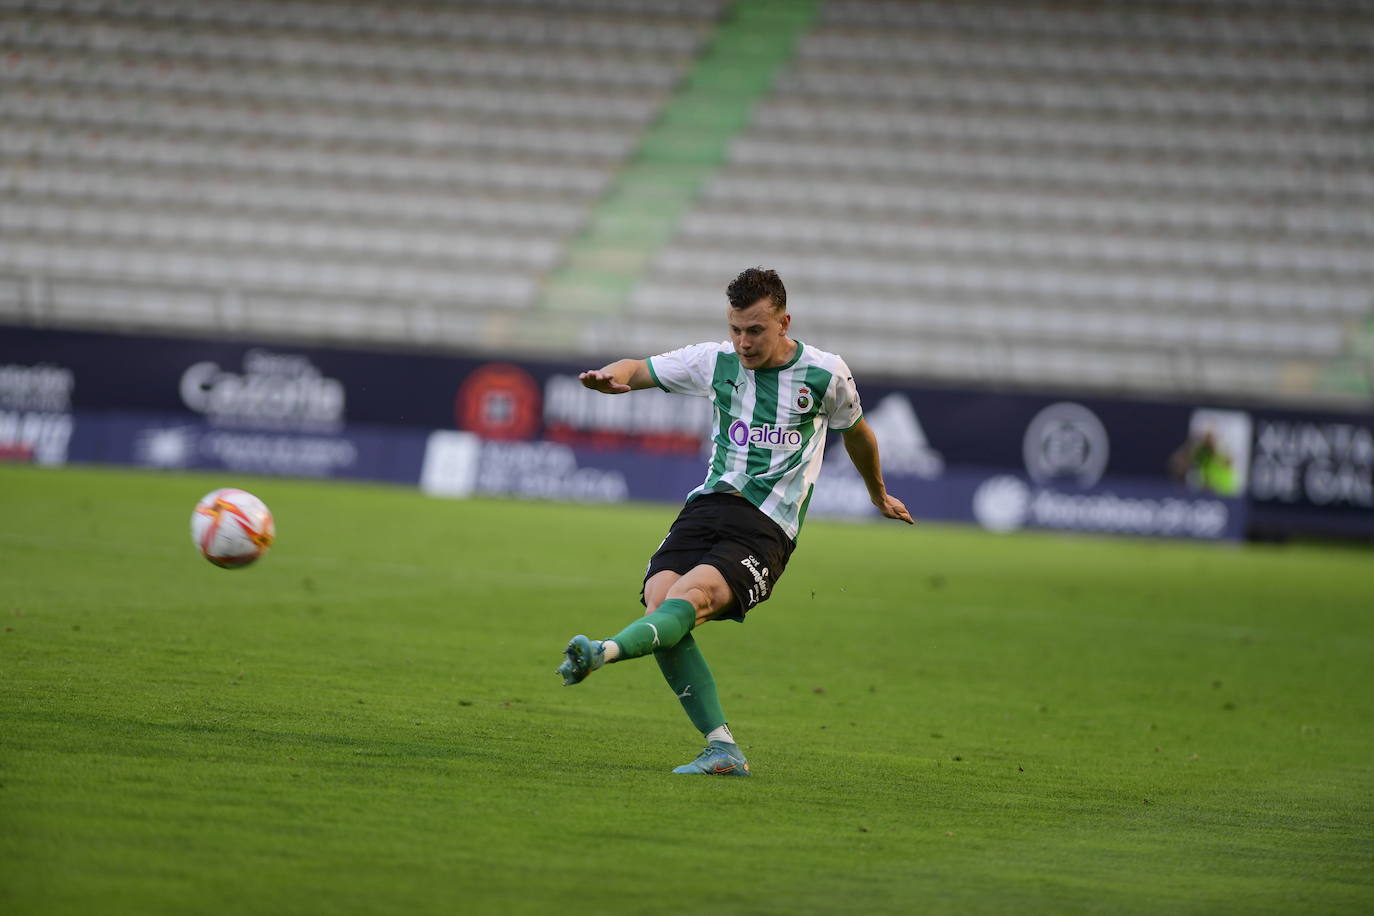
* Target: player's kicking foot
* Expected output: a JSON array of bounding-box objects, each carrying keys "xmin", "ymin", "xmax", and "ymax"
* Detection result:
[
  {"xmin": 556, "ymin": 635, "xmax": 606, "ymax": 686},
  {"xmin": 671, "ymin": 740, "xmax": 751, "ymax": 776}
]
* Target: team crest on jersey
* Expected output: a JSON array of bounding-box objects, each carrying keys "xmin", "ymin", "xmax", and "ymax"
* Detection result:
[{"xmin": 796, "ymin": 387, "xmax": 812, "ymax": 411}]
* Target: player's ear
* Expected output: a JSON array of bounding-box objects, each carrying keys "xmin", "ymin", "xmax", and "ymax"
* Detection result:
[{"xmin": 779, "ymin": 310, "xmax": 791, "ymax": 333}]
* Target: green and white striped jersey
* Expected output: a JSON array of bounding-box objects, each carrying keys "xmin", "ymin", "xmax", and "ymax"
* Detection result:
[{"xmin": 646, "ymin": 340, "xmax": 863, "ymax": 541}]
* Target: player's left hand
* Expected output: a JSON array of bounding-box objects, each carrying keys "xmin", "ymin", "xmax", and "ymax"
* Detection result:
[{"xmin": 875, "ymin": 493, "xmax": 915, "ymax": 525}]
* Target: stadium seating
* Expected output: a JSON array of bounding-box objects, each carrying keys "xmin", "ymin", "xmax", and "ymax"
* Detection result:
[
  {"xmin": 627, "ymin": 0, "xmax": 1374, "ymax": 399},
  {"xmin": 0, "ymin": 0, "xmax": 722, "ymax": 342},
  {"xmin": 1, "ymin": 0, "xmax": 1370, "ymax": 401}
]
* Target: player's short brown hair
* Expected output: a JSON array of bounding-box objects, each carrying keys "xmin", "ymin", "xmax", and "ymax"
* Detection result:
[{"xmin": 727, "ymin": 267, "xmax": 786, "ymax": 313}]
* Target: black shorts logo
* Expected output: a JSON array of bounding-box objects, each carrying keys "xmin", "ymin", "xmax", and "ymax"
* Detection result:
[{"xmin": 740, "ymin": 555, "xmax": 770, "ymax": 608}]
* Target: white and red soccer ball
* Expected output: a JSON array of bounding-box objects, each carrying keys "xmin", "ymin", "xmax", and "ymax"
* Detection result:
[{"xmin": 190, "ymin": 488, "xmax": 275, "ymax": 569}]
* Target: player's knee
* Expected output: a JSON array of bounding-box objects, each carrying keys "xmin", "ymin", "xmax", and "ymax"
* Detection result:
[
  {"xmin": 643, "ymin": 571, "xmax": 678, "ymax": 614},
  {"xmin": 643, "ymin": 588, "xmax": 670, "ymax": 613},
  {"xmin": 668, "ymin": 584, "xmax": 712, "ymax": 616}
]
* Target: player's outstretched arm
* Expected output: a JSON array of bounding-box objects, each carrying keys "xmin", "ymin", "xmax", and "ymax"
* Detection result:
[
  {"xmin": 579, "ymin": 359, "xmax": 655, "ymax": 395},
  {"xmin": 841, "ymin": 418, "xmax": 915, "ymax": 525}
]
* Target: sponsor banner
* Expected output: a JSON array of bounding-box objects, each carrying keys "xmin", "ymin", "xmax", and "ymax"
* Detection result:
[
  {"xmin": 56, "ymin": 408, "xmax": 702, "ymax": 505},
  {"xmin": 422, "ymin": 433, "xmax": 702, "ymax": 504},
  {"xmin": 812, "ymin": 397, "xmax": 1251, "ymax": 539},
  {"xmin": 851, "ymin": 388, "xmax": 1245, "ymax": 489},
  {"xmin": 1246, "ymin": 410, "xmax": 1373, "ymax": 536},
  {"xmin": 968, "ymin": 473, "xmax": 1242, "ymax": 540},
  {"xmin": 0, "ymin": 327, "xmax": 711, "ymax": 452},
  {"xmin": 0, "ymin": 408, "xmax": 72, "ymax": 465},
  {"xmin": 67, "ymin": 411, "xmax": 429, "ymax": 483},
  {"xmin": 0, "ymin": 327, "xmax": 1263, "ymax": 475},
  {"xmin": 811, "ymin": 461, "xmax": 1245, "ymax": 540},
  {"xmin": 0, "ymin": 359, "xmax": 76, "ymax": 465},
  {"xmin": 178, "ymin": 349, "xmax": 345, "ymax": 432},
  {"xmin": 3, "ymin": 327, "xmax": 1369, "ymax": 539}
]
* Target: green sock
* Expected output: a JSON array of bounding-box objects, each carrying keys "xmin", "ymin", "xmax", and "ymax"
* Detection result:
[
  {"xmin": 608, "ymin": 598, "xmax": 695, "ymax": 660},
  {"xmin": 654, "ymin": 632, "xmax": 727, "ymax": 736}
]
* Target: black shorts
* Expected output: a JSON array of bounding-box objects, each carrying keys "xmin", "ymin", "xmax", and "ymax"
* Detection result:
[{"xmin": 640, "ymin": 493, "xmax": 796, "ymax": 621}]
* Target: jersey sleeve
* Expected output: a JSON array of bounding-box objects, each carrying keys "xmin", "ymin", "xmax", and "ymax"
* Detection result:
[
  {"xmin": 825, "ymin": 358, "xmax": 864, "ymax": 430},
  {"xmin": 645, "ymin": 342, "xmax": 718, "ymax": 397}
]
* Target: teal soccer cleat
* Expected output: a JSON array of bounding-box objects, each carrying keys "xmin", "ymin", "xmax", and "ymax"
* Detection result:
[
  {"xmin": 672, "ymin": 740, "xmax": 751, "ymax": 776},
  {"xmin": 556, "ymin": 635, "xmax": 606, "ymax": 686}
]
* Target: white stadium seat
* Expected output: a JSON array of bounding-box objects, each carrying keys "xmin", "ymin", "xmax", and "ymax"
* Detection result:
[
  {"xmin": 0, "ymin": 0, "xmax": 1369, "ymax": 398},
  {"xmin": 628, "ymin": 0, "xmax": 1373, "ymax": 399}
]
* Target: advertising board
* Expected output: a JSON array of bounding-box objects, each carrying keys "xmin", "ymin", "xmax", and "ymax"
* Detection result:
[{"xmin": 2, "ymin": 327, "xmax": 1367, "ymax": 541}]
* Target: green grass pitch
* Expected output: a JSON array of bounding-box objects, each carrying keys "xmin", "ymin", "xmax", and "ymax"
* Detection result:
[{"xmin": 2, "ymin": 464, "xmax": 1372, "ymax": 915}]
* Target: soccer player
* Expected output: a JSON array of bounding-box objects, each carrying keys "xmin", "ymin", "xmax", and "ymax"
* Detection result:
[{"xmin": 557, "ymin": 267, "xmax": 913, "ymax": 776}]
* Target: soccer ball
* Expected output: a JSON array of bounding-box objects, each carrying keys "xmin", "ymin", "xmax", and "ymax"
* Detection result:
[{"xmin": 190, "ymin": 488, "xmax": 275, "ymax": 569}]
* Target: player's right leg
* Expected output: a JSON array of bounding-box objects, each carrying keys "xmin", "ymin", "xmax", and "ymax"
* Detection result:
[
  {"xmin": 557, "ymin": 565, "xmax": 728, "ymax": 685},
  {"xmin": 603, "ymin": 563, "xmax": 732, "ymax": 660},
  {"xmin": 557, "ymin": 501, "xmax": 701, "ymax": 686},
  {"xmin": 556, "ymin": 599, "xmax": 693, "ymax": 684}
]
